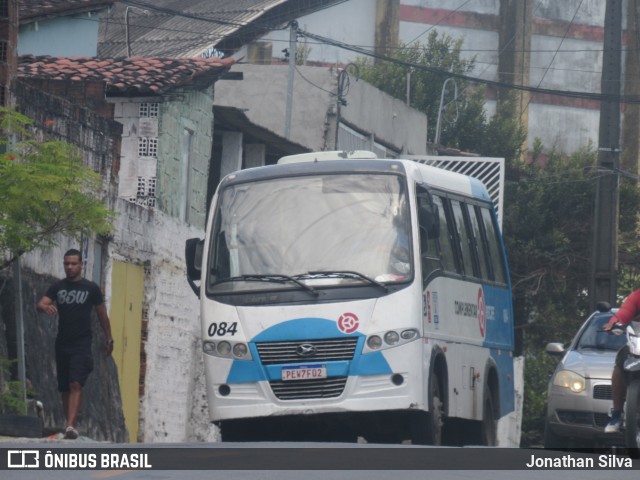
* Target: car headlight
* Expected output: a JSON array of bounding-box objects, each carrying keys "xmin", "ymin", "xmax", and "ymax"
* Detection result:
[{"xmin": 553, "ymin": 370, "xmax": 586, "ymax": 393}]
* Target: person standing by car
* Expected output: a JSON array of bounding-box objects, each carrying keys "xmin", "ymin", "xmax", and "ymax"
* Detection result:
[
  {"xmin": 36, "ymin": 249, "xmax": 114, "ymax": 439},
  {"xmin": 602, "ymin": 289, "xmax": 640, "ymax": 433}
]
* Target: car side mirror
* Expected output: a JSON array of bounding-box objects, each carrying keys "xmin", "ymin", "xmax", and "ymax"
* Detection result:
[
  {"xmin": 545, "ymin": 342, "xmax": 565, "ymax": 356},
  {"xmin": 185, "ymin": 237, "xmax": 204, "ymax": 296}
]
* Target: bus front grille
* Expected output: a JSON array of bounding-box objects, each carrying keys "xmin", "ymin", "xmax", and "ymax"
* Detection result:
[
  {"xmin": 269, "ymin": 376, "xmax": 347, "ymax": 400},
  {"xmin": 255, "ymin": 337, "xmax": 358, "ymax": 365}
]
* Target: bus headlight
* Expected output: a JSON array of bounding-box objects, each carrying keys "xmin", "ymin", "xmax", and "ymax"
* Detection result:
[
  {"xmin": 367, "ymin": 335, "xmax": 383, "ymax": 350},
  {"xmin": 203, "ymin": 341, "xmax": 217, "ymax": 355},
  {"xmin": 202, "ymin": 340, "xmax": 252, "ymax": 360},
  {"xmin": 553, "ymin": 370, "xmax": 585, "ymax": 393},
  {"xmin": 384, "ymin": 331, "xmax": 400, "ymax": 345},
  {"xmin": 217, "ymin": 341, "xmax": 232, "ymax": 356},
  {"xmin": 233, "ymin": 343, "xmax": 249, "ymax": 358},
  {"xmin": 364, "ymin": 328, "xmax": 421, "ymax": 353},
  {"xmin": 401, "ymin": 329, "xmax": 419, "ymax": 340}
]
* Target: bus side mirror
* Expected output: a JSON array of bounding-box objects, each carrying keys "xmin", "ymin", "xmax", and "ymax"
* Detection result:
[
  {"xmin": 416, "ymin": 185, "xmax": 440, "ymax": 239},
  {"xmin": 185, "ymin": 238, "xmax": 204, "ymax": 296}
]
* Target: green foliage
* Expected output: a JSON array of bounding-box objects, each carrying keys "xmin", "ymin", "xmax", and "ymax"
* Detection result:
[
  {"xmin": 0, "ymin": 108, "xmax": 115, "ymax": 268},
  {"xmin": 520, "ymin": 348, "xmax": 558, "ymax": 447},
  {"xmin": 504, "ymin": 144, "xmax": 640, "ymax": 446},
  {"xmin": 357, "ymin": 31, "xmax": 526, "ymax": 162},
  {"xmin": 0, "ymin": 357, "xmax": 35, "ymax": 415},
  {"xmin": 357, "ymin": 32, "xmax": 474, "ymax": 141}
]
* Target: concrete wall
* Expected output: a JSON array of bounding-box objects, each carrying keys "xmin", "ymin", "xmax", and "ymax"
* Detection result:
[
  {"xmin": 255, "ymin": 0, "xmax": 620, "ymax": 156},
  {"xmin": 111, "ymin": 87, "xmax": 214, "ymax": 230},
  {"xmin": 214, "ymin": 64, "xmax": 336, "ymax": 151},
  {"xmin": 340, "ymin": 78, "xmax": 427, "ymax": 154},
  {"xmin": 18, "ymin": 13, "xmax": 102, "ymax": 56},
  {"xmin": 214, "ymin": 63, "xmax": 428, "ymax": 155},
  {"xmin": 107, "ymin": 201, "xmax": 215, "ymax": 443},
  {"xmin": 156, "ymin": 88, "xmax": 214, "ymax": 229}
]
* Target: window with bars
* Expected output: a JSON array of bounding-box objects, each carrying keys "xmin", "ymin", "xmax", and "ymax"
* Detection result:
[
  {"xmin": 139, "ymin": 102, "xmax": 159, "ymax": 117},
  {"xmin": 0, "ymin": 42, "xmax": 7, "ymax": 63},
  {"xmin": 0, "ymin": 1, "xmax": 8, "ymax": 18}
]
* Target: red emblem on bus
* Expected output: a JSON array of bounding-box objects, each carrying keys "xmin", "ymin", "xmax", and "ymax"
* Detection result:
[
  {"xmin": 478, "ymin": 288, "xmax": 486, "ymax": 338},
  {"xmin": 338, "ymin": 312, "xmax": 359, "ymax": 334}
]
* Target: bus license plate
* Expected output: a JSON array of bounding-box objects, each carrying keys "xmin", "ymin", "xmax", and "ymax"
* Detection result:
[{"xmin": 281, "ymin": 364, "xmax": 327, "ymax": 381}]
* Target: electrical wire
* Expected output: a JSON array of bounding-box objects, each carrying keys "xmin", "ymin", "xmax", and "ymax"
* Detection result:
[
  {"xmin": 297, "ymin": 28, "xmax": 640, "ymax": 104},
  {"xmin": 405, "ymin": 0, "xmax": 473, "ymax": 46},
  {"xmin": 520, "ymin": 0, "xmax": 585, "ymax": 120}
]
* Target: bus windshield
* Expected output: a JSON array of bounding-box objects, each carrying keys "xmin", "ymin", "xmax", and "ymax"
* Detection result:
[{"xmin": 206, "ymin": 172, "xmax": 411, "ymax": 294}]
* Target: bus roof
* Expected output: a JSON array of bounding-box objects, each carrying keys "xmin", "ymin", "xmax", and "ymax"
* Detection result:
[
  {"xmin": 277, "ymin": 150, "xmax": 377, "ymax": 164},
  {"xmin": 222, "ymin": 157, "xmax": 492, "ymax": 206}
]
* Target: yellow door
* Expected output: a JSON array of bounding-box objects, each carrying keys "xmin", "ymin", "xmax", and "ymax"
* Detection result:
[{"xmin": 109, "ymin": 261, "xmax": 144, "ymax": 443}]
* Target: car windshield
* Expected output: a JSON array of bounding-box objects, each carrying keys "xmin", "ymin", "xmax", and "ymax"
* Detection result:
[
  {"xmin": 206, "ymin": 172, "xmax": 411, "ymax": 294},
  {"xmin": 575, "ymin": 313, "xmax": 627, "ymax": 351}
]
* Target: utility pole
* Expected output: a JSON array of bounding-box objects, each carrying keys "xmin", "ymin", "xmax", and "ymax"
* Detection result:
[
  {"xmin": 590, "ymin": 0, "xmax": 622, "ymax": 310},
  {"xmin": 284, "ymin": 21, "xmax": 297, "ymax": 139}
]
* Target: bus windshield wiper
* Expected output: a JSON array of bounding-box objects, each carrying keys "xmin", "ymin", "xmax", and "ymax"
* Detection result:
[
  {"xmin": 302, "ymin": 271, "xmax": 388, "ymax": 291},
  {"xmin": 221, "ymin": 274, "xmax": 319, "ymax": 297}
]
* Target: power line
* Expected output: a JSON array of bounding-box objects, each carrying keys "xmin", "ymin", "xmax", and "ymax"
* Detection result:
[
  {"xmin": 405, "ymin": 0, "xmax": 473, "ymax": 46},
  {"xmin": 70, "ymin": 15, "xmax": 640, "ymax": 60},
  {"xmin": 521, "ymin": 0, "xmax": 585, "ymax": 118},
  {"xmin": 297, "ymin": 28, "xmax": 640, "ymax": 104}
]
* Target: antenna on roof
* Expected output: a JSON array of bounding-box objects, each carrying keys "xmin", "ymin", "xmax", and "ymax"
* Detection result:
[{"xmin": 125, "ymin": 6, "xmax": 150, "ymax": 57}]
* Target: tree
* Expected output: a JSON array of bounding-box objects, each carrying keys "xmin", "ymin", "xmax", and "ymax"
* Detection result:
[
  {"xmin": 357, "ymin": 31, "xmax": 526, "ymax": 162},
  {"xmin": 0, "ymin": 108, "xmax": 114, "ymax": 269},
  {"xmin": 503, "ymin": 143, "xmax": 640, "ymax": 446}
]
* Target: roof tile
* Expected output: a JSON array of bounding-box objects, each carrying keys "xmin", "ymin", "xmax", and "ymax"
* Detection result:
[{"xmin": 18, "ymin": 55, "xmax": 236, "ymax": 96}]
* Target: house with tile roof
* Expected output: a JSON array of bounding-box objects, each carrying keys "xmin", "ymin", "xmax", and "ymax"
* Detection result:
[{"xmin": 15, "ymin": 53, "xmax": 235, "ymax": 442}]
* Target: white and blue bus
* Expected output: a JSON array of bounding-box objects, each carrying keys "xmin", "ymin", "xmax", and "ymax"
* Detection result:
[{"xmin": 186, "ymin": 151, "xmax": 516, "ymax": 445}]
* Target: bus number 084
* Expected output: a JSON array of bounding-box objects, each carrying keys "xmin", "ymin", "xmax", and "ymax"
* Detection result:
[{"xmin": 208, "ymin": 322, "xmax": 238, "ymax": 337}]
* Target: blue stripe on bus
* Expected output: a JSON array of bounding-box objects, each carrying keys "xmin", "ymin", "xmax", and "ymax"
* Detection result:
[
  {"xmin": 491, "ymin": 349, "xmax": 516, "ymax": 416},
  {"xmin": 481, "ymin": 285, "xmax": 516, "ymax": 415},
  {"xmin": 226, "ymin": 318, "xmax": 392, "ymax": 383},
  {"xmin": 481, "ymin": 285, "xmax": 514, "ymax": 348}
]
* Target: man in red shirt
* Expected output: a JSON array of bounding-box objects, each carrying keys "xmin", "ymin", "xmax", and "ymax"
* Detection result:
[{"xmin": 602, "ymin": 289, "xmax": 640, "ymax": 433}]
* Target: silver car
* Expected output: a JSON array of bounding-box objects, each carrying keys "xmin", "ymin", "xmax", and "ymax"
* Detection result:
[{"xmin": 544, "ymin": 305, "xmax": 626, "ymax": 448}]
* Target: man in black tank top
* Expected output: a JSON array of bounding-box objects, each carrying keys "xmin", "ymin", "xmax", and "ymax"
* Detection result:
[{"xmin": 37, "ymin": 249, "xmax": 114, "ymax": 439}]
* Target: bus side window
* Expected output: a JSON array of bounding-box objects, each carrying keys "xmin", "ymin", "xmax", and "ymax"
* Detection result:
[
  {"xmin": 479, "ymin": 206, "xmax": 507, "ymax": 284},
  {"xmin": 433, "ymin": 195, "xmax": 458, "ymax": 273},
  {"xmin": 466, "ymin": 204, "xmax": 490, "ymax": 280},
  {"xmin": 416, "ymin": 185, "xmax": 441, "ymax": 282},
  {"xmin": 450, "ymin": 199, "xmax": 476, "ymax": 277}
]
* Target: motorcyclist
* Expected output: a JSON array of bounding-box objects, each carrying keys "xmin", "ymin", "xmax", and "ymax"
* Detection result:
[{"xmin": 602, "ymin": 289, "xmax": 640, "ymax": 433}]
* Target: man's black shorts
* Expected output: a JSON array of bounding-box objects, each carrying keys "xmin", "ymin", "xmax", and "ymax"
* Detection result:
[{"xmin": 55, "ymin": 345, "xmax": 94, "ymax": 392}]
